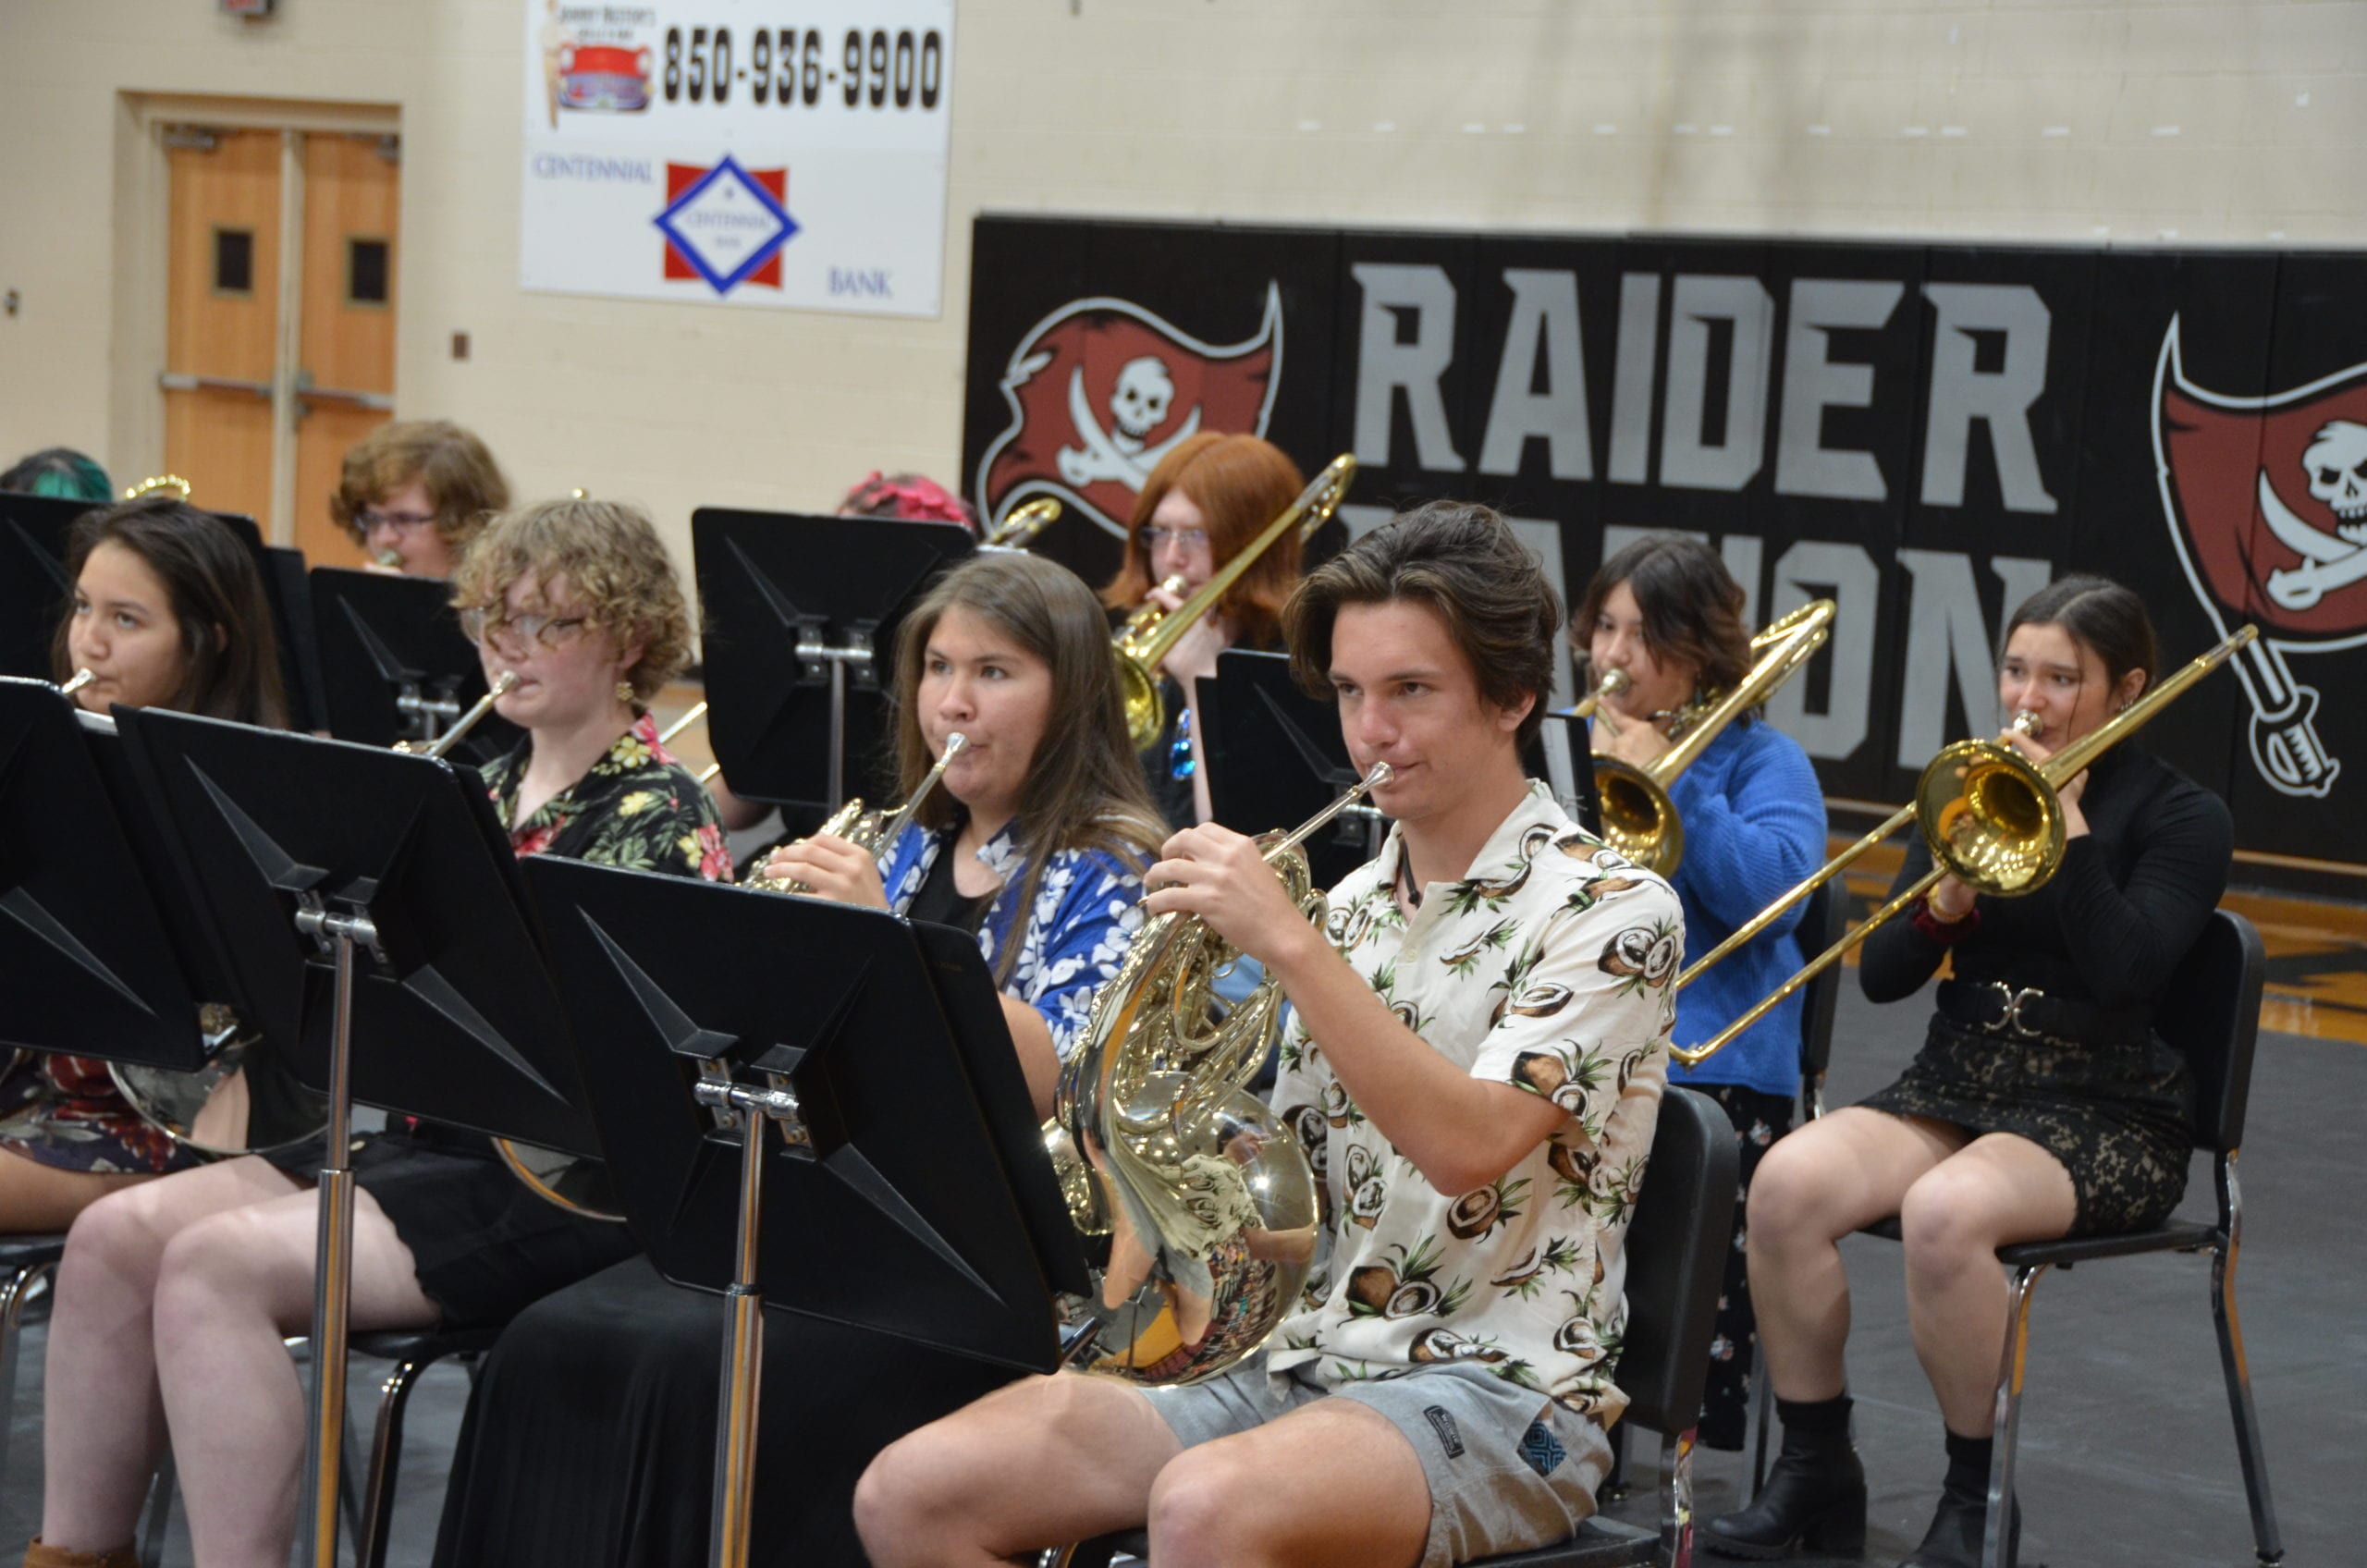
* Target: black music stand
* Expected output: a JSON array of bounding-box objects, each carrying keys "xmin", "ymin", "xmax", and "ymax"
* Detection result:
[
  {"xmin": 117, "ymin": 708, "xmax": 600, "ymax": 1568},
  {"xmin": 692, "ymin": 509, "xmax": 972, "ymax": 808},
  {"xmin": 1200, "ymin": 652, "xmax": 1600, "ymax": 884},
  {"xmin": 309, "ymin": 567, "xmax": 521, "ymax": 758},
  {"xmin": 0, "ymin": 493, "xmax": 92, "ymax": 681},
  {"xmin": 0, "ymin": 680, "xmax": 208, "ymax": 1072},
  {"xmin": 520, "ymin": 855, "xmax": 1085, "ymax": 1568}
]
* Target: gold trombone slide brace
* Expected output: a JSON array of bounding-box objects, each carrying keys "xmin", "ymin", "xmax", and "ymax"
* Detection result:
[
  {"xmin": 1667, "ymin": 624, "xmax": 2258, "ymax": 1069},
  {"xmin": 982, "ymin": 496, "xmax": 1061, "ymax": 550},
  {"xmin": 1115, "ymin": 454, "xmax": 1355, "ymax": 752}
]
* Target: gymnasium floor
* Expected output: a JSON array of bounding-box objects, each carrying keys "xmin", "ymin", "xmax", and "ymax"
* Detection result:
[{"xmin": 0, "ymin": 851, "xmax": 2356, "ymax": 1564}]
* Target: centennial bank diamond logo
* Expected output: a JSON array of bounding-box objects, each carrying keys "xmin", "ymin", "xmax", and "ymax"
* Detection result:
[{"xmin": 654, "ymin": 155, "xmax": 797, "ymax": 295}]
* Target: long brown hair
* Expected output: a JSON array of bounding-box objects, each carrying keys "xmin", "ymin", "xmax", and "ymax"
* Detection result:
[
  {"xmin": 52, "ymin": 496, "xmax": 287, "ymax": 727},
  {"xmin": 1572, "ymin": 534, "xmax": 1755, "ymax": 722},
  {"xmin": 890, "ymin": 553, "xmax": 1165, "ymax": 979},
  {"xmin": 1098, "ymin": 434, "xmax": 1306, "ymax": 651}
]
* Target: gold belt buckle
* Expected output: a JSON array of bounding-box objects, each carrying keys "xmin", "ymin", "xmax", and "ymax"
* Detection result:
[{"xmin": 1984, "ymin": 980, "xmax": 2045, "ymax": 1038}]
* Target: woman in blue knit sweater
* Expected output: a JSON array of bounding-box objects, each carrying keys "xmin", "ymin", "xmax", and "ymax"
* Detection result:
[{"xmin": 1572, "ymin": 534, "xmax": 1828, "ymax": 1450}]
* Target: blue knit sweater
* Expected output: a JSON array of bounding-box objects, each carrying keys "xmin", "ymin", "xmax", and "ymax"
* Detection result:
[{"xmin": 1630, "ymin": 717, "xmax": 1829, "ymax": 1099}]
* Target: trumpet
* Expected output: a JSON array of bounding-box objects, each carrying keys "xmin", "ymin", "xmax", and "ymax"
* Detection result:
[
  {"xmin": 1114, "ymin": 454, "xmax": 1355, "ymax": 751},
  {"xmin": 1052, "ymin": 762, "xmax": 1390, "ymax": 1385},
  {"xmin": 1588, "ymin": 600, "xmax": 1834, "ymax": 876},
  {"xmin": 982, "ymin": 496, "xmax": 1061, "ymax": 551},
  {"xmin": 124, "ymin": 474, "xmax": 193, "ymax": 501},
  {"xmin": 1669, "ymin": 624, "xmax": 2257, "ymax": 1068},
  {"xmin": 744, "ymin": 732, "xmax": 968, "ymax": 895}
]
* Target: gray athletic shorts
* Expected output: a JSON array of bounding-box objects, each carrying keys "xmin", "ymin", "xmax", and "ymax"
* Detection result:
[{"xmin": 1139, "ymin": 1354, "xmax": 1613, "ymax": 1568}]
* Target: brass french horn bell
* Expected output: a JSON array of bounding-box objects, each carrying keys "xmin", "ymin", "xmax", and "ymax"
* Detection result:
[
  {"xmin": 1051, "ymin": 762, "xmax": 1391, "ymax": 1386},
  {"xmin": 1114, "ymin": 455, "xmax": 1355, "ymax": 752}
]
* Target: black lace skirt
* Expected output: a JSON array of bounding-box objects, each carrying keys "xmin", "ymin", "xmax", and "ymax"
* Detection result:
[{"xmin": 1858, "ymin": 1013, "xmax": 2195, "ymax": 1236}]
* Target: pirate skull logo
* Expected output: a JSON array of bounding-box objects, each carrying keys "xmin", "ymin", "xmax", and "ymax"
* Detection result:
[
  {"xmin": 2303, "ymin": 420, "xmax": 2367, "ymax": 535},
  {"xmin": 1110, "ymin": 357, "xmax": 1174, "ymax": 449}
]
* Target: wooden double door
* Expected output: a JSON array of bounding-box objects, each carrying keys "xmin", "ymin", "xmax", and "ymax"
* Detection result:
[{"xmin": 164, "ymin": 126, "xmax": 399, "ymax": 564}]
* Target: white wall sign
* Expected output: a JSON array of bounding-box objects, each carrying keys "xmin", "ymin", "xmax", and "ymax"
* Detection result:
[{"xmin": 521, "ymin": 1, "xmax": 952, "ymax": 316}]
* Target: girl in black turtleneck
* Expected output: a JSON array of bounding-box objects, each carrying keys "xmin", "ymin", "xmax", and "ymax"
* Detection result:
[{"xmin": 1703, "ymin": 577, "xmax": 2233, "ymax": 1568}]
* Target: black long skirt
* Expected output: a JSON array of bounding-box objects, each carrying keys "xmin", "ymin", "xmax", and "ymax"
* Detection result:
[{"xmin": 430, "ymin": 1255, "xmax": 1026, "ymax": 1567}]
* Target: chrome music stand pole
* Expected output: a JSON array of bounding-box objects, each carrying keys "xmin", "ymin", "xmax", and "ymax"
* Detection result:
[
  {"xmin": 294, "ymin": 894, "xmax": 377, "ymax": 1568},
  {"xmin": 692, "ymin": 1065, "xmax": 810, "ymax": 1568}
]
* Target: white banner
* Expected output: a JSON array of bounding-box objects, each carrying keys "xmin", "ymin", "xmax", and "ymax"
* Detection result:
[{"xmin": 521, "ymin": 1, "xmax": 953, "ymax": 316}]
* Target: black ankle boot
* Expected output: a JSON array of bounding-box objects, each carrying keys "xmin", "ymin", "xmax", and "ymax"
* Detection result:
[
  {"xmin": 1899, "ymin": 1429, "xmax": 2019, "ymax": 1568},
  {"xmin": 1700, "ymin": 1398, "xmax": 1867, "ymax": 1560},
  {"xmin": 1898, "ymin": 1487, "xmax": 2018, "ymax": 1568}
]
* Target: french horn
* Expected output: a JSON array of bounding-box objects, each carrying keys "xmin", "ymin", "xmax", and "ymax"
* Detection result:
[{"xmin": 1052, "ymin": 762, "xmax": 1390, "ymax": 1385}]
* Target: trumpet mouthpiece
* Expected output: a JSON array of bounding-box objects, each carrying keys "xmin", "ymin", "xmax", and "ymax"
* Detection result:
[
  {"xmin": 2008, "ymin": 708, "xmax": 2042, "ymax": 739},
  {"xmin": 491, "ymin": 671, "xmax": 521, "ymax": 695},
  {"xmin": 374, "ymin": 549, "xmax": 403, "ymax": 569},
  {"xmin": 1366, "ymin": 761, "xmax": 1394, "ymax": 789},
  {"xmin": 943, "ymin": 731, "xmax": 969, "ymax": 758},
  {"xmin": 59, "ymin": 668, "xmax": 97, "ymax": 697},
  {"xmin": 1600, "ymin": 668, "xmax": 1630, "ymax": 695}
]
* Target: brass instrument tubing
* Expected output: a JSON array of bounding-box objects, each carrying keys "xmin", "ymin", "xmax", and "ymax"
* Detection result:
[
  {"xmin": 659, "ymin": 700, "xmax": 708, "ymax": 746},
  {"xmin": 872, "ymin": 732, "xmax": 968, "ymax": 848},
  {"xmin": 403, "ymin": 671, "xmax": 519, "ymax": 758},
  {"xmin": 1265, "ymin": 762, "xmax": 1392, "ymax": 864},
  {"xmin": 1669, "ymin": 625, "xmax": 2257, "ymax": 1068}
]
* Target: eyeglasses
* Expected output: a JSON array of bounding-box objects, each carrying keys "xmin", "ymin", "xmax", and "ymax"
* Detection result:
[
  {"xmin": 1140, "ymin": 525, "xmax": 1213, "ymax": 557},
  {"xmin": 355, "ymin": 508, "xmax": 441, "ymax": 533},
  {"xmin": 458, "ymin": 608, "xmax": 591, "ymax": 650}
]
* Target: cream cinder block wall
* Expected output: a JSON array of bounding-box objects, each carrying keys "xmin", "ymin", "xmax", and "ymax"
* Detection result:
[{"xmin": 2, "ymin": 0, "xmax": 2361, "ymax": 565}]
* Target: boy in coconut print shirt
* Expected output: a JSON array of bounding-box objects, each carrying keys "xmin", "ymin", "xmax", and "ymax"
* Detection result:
[
  {"xmin": 1270, "ymin": 784, "xmax": 1674, "ymax": 1430},
  {"xmin": 858, "ymin": 503, "xmax": 1681, "ymax": 1568}
]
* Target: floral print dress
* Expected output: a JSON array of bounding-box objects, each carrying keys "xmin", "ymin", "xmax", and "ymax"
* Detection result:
[{"xmin": 481, "ymin": 713, "xmax": 731, "ymax": 878}]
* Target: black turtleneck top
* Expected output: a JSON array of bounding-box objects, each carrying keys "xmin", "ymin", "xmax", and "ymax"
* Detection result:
[{"xmin": 1859, "ymin": 745, "xmax": 2234, "ymax": 1014}]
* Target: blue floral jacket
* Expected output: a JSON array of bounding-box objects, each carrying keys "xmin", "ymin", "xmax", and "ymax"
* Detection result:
[{"xmin": 877, "ymin": 820, "xmax": 1147, "ymax": 1060}]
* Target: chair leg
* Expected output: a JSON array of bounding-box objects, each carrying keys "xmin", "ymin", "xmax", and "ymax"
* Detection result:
[
  {"xmin": 2210, "ymin": 1154, "xmax": 2285, "ymax": 1564},
  {"xmin": 0, "ymin": 1262, "xmax": 50, "ymax": 1500},
  {"xmin": 1747, "ymin": 1358, "xmax": 1771, "ymax": 1496},
  {"xmin": 358, "ymin": 1356, "xmax": 432, "ymax": 1568},
  {"xmin": 139, "ymin": 1451, "xmax": 178, "ymax": 1568},
  {"xmin": 1981, "ymin": 1263, "xmax": 2045, "ymax": 1568},
  {"xmin": 1659, "ymin": 1428, "xmax": 1697, "ymax": 1568}
]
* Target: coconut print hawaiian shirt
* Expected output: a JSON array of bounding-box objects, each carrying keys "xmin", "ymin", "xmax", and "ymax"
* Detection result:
[
  {"xmin": 878, "ymin": 820, "xmax": 1147, "ymax": 1060},
  {"xmin": 1269, "ymin": 780, "xmax": 1680, "ymax": 1426},
  {"xmin": 478, "ymin": 713, "xmax": 731, "ymax": 879}
]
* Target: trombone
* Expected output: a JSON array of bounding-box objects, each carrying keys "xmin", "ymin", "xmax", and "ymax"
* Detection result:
[
  {"xmin": 1586, "ymin": 600, "xmax": 1834, "ymax": 876},
  {"xmin": 982, "ymin": 496, "xmax": 1061, "ymax": 551},
  {"xmin": 1113, "ymin": 454, "xmax": 1355, "ymax": 751},
  {"xmin": 1669, "ymin": 622, "xmax": 2258, "ymax": 1068}
]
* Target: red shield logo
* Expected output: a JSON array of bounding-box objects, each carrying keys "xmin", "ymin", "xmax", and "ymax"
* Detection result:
[
  {"xmin": 2154, "ymin": 320, "xmax": 2367, "ymax": 796},
  {"xmin": 974, "ymin": 287, "xmax": 1282, "ymax": 537}
]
